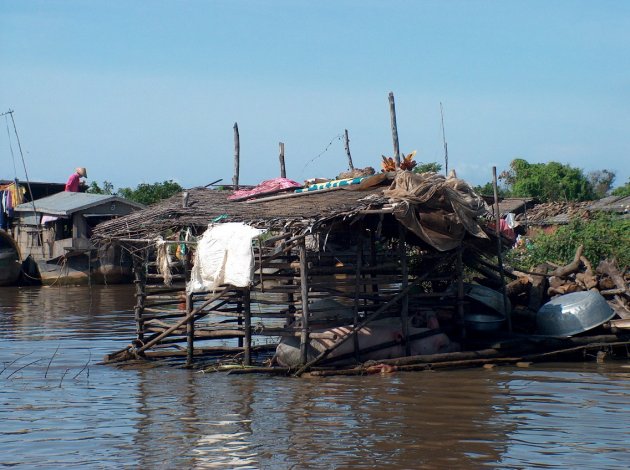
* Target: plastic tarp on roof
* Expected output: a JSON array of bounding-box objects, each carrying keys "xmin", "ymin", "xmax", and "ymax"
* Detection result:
[{"xmin": 384, "ymin": 171, "xmax": 489, "ymax": 251}]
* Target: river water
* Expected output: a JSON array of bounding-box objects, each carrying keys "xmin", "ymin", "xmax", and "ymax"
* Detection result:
[{"xmin": 1, "ymin": 285, "xmax": 629, "ymax": 469}]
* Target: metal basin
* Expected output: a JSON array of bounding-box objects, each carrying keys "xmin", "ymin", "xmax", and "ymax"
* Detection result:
[
  {"xmin": 536, "ymin": 291, "xmax": 615, "ymax": 337},
  {"xmin": 465, "ymin": 313, "xmax": 505, "ymax": 332}
]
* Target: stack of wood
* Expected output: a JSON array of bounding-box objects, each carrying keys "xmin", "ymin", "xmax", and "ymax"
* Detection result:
[
  {"xmin": 505, "ymin": 245, "xmax": 630, "ymax": 328},
  {"xmin": 517, "ymin": 201, "xmax": 590, "ymax": 224}
]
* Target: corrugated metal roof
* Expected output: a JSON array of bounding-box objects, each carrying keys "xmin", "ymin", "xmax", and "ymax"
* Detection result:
[{"xmin": 13, "ymin": 192, "xmax": 143, "ymax": 216}]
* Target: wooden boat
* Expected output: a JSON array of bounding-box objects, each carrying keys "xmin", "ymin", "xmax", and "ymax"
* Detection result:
[
  {"xmin": 0, "ymin": 229, "xmax": 21, "ymax": 286},
  {"xmin": 12, "ymin": 192, "xmax": 143, "ymax": 285}
]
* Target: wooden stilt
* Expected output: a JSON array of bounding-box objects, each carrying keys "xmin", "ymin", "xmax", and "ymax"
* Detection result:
[
  {"xmin": 398, "ymin": 224, "xmax": 410, "ymax": 356},
  {"xmin": 298, "ymin": 240, "xmax": 310, "ymax": 365},
  {"xmin": 133, "ymin": 255, "xmax": 146, "ymax": 344},
  {"xmin": 186, "ymin": 293, "xmax": 194, "ymax": 367},
  {"xmin": 353, "ymin": 229, "xmax": 363, "ymax": 360},
  {"xmin": 457, "ymin": 245, "xmax": 466, "ymax": 340},
  {"xmin": 492, "ymin": 166, "xmax": 512, "ymax": 332},
  {"xmin": 244, "ymin": 288, "xmax": 252, "ymax": 366}
]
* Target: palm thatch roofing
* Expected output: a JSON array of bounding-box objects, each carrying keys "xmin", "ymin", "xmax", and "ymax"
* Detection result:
[{"xmin": 92, "ymin": 185, "xmax": 389, "ymax": 242}]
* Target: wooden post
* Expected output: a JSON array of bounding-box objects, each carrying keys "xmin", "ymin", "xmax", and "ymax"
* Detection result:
[
  {"xmin": 388, "ymin": 92, "xmax": 401, "ymax": 166},
  {"xmin": 133, "ymin": 254, "xmax": 146, "ymax": 344},
  {"xmin": 457, "ymin": 246, "xmax": 466, "ymax": 340},
  {"xmin": 233, "ymin": 122, "xmax": 240, "ymax": 189},
  {"xmin": 492, "ymin": 166, "xmax": 512, "ymax": 332},
  {"xmin": 298, "ymin": 240, "xmax": 310, "ymax": 365},
  {"xmin": 243, "ymin": 288, "xmax": 252, "ymax": 366},
  {"xmin": 352, "ymin": 229, "xmax": 363, "ymax": 359},
  {"xmin": 279, "ymin": 142, "xmax": 286, "ymax": 178},
  {"xmin": 398, "ymin": 224, "xmax": 410, "ymax": 355},
  {"xmin": 369, "ymin": 229, "xmax": 380, "ymax": 304},
  {"xmin": 343, "ymin": 129, "xmax": 354, "ymax": 170},
  {"xmin": 186, "ymin": 293, "xmax": 194, "ymax": 367},
  {"xmin": 237, "ymin": 297, "xmax": 243, "ymax": 348}
]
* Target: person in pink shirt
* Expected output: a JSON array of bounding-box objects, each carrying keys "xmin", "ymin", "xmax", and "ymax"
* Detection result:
[{"xmin": 65, "ymin": 167, "xmax": 88, "ymax": 192}]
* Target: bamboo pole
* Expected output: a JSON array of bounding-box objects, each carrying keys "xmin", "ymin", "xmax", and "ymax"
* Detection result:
[
  {"xmin": 457, "ymin": 246, "xmax": 466, "ymax": 340},
  {"xmin": 133, "ymin": 255, "xmax": 146, "ymax": 343},
  {"xmin": 186, "ymin": 293, "xmax": 194, "ymax": 367},
  {"xmin": 233, "ymin": 122, "xmax": 240, "ymax": 190},
  {"xmin": 298, "ymin": 240, "xmax": 310, "ymax": 365},
  {"xmin": 279, "ymin": 142, "xmax": 286, "ymax": 178},
  {"xmin": 344, "ymin": 129, "xmax": 354, "ymax": 170},
  {"xmin": 398, "ymin": 225, "xmax": 410, "ymax": 355},
  {"xmin": 352, "ymin": 229, "xmax": 363, "ymax": 359},
  {"xmin": 388, "ymin": 92, "xmax": 401, "ymax": 166},
  {"xmin": 244, "ymin": 288, "xmax": 252, "ymax": 366},
  {"xmin": 492, "ymin": 166, "xmax": 512, "ymax": 332}
]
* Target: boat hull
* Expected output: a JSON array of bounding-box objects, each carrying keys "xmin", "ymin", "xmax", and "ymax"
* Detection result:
[
  {"xmin": 0, "ymin": 231, "xmax": 21, "ymax": 286},
  {"xmin": 35, "ymin": 244, "xmax": 133, "ymax": 286}
]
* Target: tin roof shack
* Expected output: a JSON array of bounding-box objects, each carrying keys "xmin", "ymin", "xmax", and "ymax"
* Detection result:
[
  {"xmin": 13, "ymin": 192, "xmax": 144, "ymax": 285},
  {"xmin": 94, "ymin": 172, "xmax": 630, "ymax": 375}
]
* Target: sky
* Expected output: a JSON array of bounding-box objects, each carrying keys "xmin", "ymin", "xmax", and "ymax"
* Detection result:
[{"xmin": 1, "ymin": 0, "xmax": 629, "ymax": 191}]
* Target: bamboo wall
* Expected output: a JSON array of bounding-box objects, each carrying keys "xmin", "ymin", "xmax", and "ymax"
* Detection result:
[{"xmin": 113, "ymin": 217, "xmax": 465, "ymax": 368}]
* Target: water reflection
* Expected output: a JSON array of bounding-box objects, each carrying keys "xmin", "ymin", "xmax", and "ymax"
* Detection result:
[{"xmin": 1, "ymin": 286, "xmax": 630, "ymax": 468}]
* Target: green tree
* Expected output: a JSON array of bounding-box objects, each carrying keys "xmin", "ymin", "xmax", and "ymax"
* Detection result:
[
  {"xmin": 86, "ymin": 180, "xmax": 115, "ymax": 195},
  {"xmin": 473, "ymin": 182, "xmax": 511, "ymax": 198},
  {"xmin": 507, "ymin": 212, "xmax": 630, "ymax": 269},
  {"xmin": 412, "ymin": 162, "xmax": 442, "ymax": 174},
  {"xmin": 500, "ymin": 159, "xmax": 595, "ymax": 202},
  {"xmin": 587, "ymin": 169, "xmax": 616, "ymax": 199},
  {"xmin": 118, "ymin": 180, "xmax": 183, "ymax": 205},
  {"xmin": 612, "ymin": 178, "xmax": 630, "ymax": 197}
]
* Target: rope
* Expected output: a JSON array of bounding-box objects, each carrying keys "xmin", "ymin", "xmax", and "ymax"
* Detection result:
[{"xmin": 4, "ymin": 115, "xmax": 18, "ymax": 179}]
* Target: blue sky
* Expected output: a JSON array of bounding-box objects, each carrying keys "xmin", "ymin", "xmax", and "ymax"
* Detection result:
[{"xmin": 1, "ymin": 0, "xmax": 629, "ymax": 190}]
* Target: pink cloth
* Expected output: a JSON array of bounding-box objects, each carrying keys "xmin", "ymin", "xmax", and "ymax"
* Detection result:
[
  {"xmin": 65, "ymin": 172, "xmax": 80, "ymax": 192},
  {"xmin": 228, "ymin": 178, "xmax": 301, "ymax": 200}
]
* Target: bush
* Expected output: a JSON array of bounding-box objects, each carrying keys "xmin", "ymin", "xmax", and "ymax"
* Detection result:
[{"xmin": 507, "ymin": 212, "xmax": 630, "ymax": 269}]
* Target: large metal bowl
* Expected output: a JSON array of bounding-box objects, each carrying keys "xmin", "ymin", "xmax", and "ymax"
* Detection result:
[
  {"xmin": 465, "ymin": 313, "xmax": 506, "ymax": 332},
  {"xmin": 536, "ymin": 291, "xmax": 615, "ymax": 337}
]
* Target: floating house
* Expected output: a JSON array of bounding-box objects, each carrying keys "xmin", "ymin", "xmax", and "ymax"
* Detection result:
[
  {"xmin": 12, "ymin": 192, "xmax": 143, "ymax": 285},
  {"xmin": 93, "ymin": 171, "xmax": 630, "ymax": 375}
]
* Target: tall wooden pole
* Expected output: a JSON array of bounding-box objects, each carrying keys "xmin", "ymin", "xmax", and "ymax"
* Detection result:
[
  {"xmin": 343, "ymin": 129, "xmax": 354, "ymax": 170},
  {"xmin": 492, "ymin": 166, "xmax": 512, "ymax": 332},
  {"xmin": 279, "ymin": 142, "xmax": 286, "ymax": 178},
  {"xmin": 233, "ymin": 122, "xmax": 240, "ymax": 189},
  {"xmin": 388, "ymin": 92, "xmax": 401, "ymax": 166}
]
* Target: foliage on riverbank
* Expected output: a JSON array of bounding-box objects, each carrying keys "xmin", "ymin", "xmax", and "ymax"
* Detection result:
[{"xmin": 508, "ymin": 212, "xmax": 630, "ymax": 269}]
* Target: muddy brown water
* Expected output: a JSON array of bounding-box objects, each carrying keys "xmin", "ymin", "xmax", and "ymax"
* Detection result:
[{"xmin": 1, "ymin": 285, "xmax": 630, "ymax": 469}]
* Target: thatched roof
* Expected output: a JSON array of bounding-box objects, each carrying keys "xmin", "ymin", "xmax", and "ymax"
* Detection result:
[{"xmin": 92, "ymin": 185, "xmax": 389, "ymax": 241}]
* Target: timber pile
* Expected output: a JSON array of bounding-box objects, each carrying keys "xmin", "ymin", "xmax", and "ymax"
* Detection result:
[
  {"xmin": 505, "ymin": 245, "xmax": 630, "ymax": 325},
  {"xmin": 517, "ymin": 201, "xmax": 590, "ymax": 224}
]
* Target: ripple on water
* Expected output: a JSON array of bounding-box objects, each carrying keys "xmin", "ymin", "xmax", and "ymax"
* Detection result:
[{"xmin": 2, "ymin": 286, "xmax": 630, "ymax": 468}]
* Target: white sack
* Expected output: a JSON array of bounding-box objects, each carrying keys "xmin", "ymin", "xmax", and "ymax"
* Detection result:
[{"xmin": 187, "ymin": 222, "xmax": 265, "ymax": 293}]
